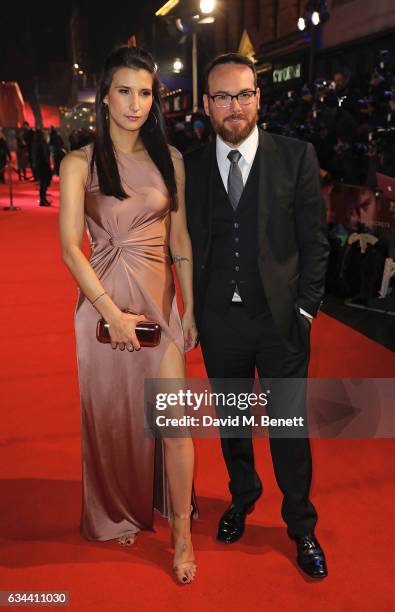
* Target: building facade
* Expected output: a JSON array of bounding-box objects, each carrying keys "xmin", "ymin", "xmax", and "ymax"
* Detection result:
[{"xmin": 213, "ymin": 0, "xmax": 395, "ymax": 92}]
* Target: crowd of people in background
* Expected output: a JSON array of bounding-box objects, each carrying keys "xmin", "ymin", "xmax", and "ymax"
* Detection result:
[
  {"xmin": 162, "ymin": 60, "xmax": 394, "ymax": 309},
  {"xmin": 259, "ymin": 64, "xmax": 395, "ymax": 186},
  {"xmin": 1, "ymin": 59, "xmax": 394, "ymax": 203},
  {"xmin": 1, "ymin": 122, "xmax": 92, "ymax": 206},
  {"xmin": 166, "ymin": 62, "xmax": 395, "ymax": 188}
]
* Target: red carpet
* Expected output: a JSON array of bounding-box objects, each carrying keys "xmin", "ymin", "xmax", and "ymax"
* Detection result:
[{"xmin": 1, "ymin": 177, "xmax": 395, "ymax": 610}]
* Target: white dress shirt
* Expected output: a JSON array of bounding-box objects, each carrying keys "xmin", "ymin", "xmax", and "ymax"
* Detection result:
[
  {"xmin": 215, "ymin": 127, "xmax": 312, "ymax": 320},
  {"xmin": 216, "ymin": 125, "xmax": 259, "ymax": 192}
]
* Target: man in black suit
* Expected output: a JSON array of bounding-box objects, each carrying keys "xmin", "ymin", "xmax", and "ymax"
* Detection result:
[{"xmin": 184, "ymin": 54, "xmax": 329, "ymax": 579}]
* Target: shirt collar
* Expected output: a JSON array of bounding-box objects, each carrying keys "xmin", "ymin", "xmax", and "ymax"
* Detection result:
[{"xmin": 216, "ymin": 125, "xmax": 259, "ymax": 166}]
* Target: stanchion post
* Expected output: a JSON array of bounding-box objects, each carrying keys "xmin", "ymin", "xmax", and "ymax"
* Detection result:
[{"xmin": 2, "ymin": 159, "xmax": 20, "ymax": 212}]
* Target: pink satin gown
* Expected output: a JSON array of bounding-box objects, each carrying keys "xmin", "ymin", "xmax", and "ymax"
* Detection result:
[{"xmin": 74, "ymin": 143, "xmax": 185, "ymax": 541}]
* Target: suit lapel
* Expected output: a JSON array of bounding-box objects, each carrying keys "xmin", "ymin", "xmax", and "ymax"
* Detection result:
[
  {"xmin": 200, "ymin": 141, "xmax": 216, "ymax": 262},
  {"xmin": 257, "ymin": 129, "xmax": 278, "ymax": 255}
]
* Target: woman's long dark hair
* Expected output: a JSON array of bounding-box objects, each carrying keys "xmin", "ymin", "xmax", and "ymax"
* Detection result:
[{"xmin": 92, "ymin": 46, "xmax": 177, "ymax": 210}]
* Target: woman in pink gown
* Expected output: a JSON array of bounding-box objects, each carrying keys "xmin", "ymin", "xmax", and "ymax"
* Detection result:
[{"xmin": 59, "ymin": 46, "xmax": 198, "ymax": 584}]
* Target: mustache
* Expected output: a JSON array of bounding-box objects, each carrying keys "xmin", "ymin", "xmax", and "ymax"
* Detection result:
[{"xmin": 224, "ymin": 113, "xmax": 246, "ymax": 121}]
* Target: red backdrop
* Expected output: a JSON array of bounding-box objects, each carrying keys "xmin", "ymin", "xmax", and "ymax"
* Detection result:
[
  {"xmin": 23, "ymin": 102, "xmax": 60, "ymax": 128},
  {"xmin": 0, "ymin": 81, "xmax": 60, "ymax": 128},
  {"xmin": 0, "ymin": 82, "xmax": 24, "ymax": 126}
]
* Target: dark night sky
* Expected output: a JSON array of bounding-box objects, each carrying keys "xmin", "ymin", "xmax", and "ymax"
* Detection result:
[{"xmin": 1, "ymin": 1, "xmax": 186, "ymax": 104}]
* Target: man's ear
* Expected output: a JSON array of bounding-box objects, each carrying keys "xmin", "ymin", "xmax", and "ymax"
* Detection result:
[
  {"xmin": 256, "ymin": 87, "xmax": 261, "ymax": 110},
  {"xmin": 203, "ymin": 94, "xmax": 210, "ymax": 117}
]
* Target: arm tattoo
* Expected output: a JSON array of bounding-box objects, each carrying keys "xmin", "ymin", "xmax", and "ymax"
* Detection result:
[{"xmin": 173, "ymin": 255, "xmax": 190, "ymax": 268}]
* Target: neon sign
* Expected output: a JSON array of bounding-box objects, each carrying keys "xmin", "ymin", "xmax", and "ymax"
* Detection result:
[{"xmin": 273, "ymin": 63, "xmax": 301, "ymax": 83}]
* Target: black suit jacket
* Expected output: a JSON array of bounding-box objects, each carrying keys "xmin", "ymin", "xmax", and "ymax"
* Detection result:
[{"xmin": 184, "ymin": 128, "xmax": 330, "ymax": 346}]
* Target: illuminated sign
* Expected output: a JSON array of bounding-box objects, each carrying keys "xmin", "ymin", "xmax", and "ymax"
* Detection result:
[{"xmin": 273, "ymin": 63, "xmax": 301, "ymax": 83}]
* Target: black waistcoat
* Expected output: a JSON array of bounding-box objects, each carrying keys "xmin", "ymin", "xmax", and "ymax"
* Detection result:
[{"xmin": 204, "ymin": 153, "xmax": 270, "ymax": 317}]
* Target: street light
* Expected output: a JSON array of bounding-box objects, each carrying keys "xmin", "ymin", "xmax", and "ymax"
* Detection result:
[
  {"xmin": 311, "ymin": 11, "xmax": 320, "ymax": 26},
  {"xmin": 173, "ymin": 58, "xmax": 184, "ymax": 73},
  {"xmin": 155, "ymin": 0, "xmax": 216, "ymax": 112},
  {"xmin": 297, "ymin": 1, "xmax": 329, "ymax": 85},
  {"xmin": 191, "ymin": 0, "xmax": 216, "ymax": 111},
  {"xmin": 297, "ymin": 17, "xmax": 306, "ymax": 31},
  {"xmin": 198, "ymin": 16, "xmax": 215, "ymax": 24},
  {"xmin": 200, "ymin": 0, "xmax": 215, "ymax": 13}
]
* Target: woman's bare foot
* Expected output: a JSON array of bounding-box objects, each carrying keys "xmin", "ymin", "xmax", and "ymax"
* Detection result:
[{"xmin": 118, "ymin": 532, "xmax": 137, "ymax": 546}]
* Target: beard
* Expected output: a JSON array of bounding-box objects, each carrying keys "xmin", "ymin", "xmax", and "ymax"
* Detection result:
[{"xmin": 211, "ymin": 110, "xmax": 258, "ymax": 145}]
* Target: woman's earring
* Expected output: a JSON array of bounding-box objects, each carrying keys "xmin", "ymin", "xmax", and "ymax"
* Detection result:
[
  {"xmin": 103, "ymin": 103, "xmax": 109, "ymax": 121},
  {"xmin": 144, "ymin": 111, "xmax": 158, "ymax": 133}
]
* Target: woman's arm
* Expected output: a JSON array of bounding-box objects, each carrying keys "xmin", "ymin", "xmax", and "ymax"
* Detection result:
[
  {"xmin": 169, "ymin": 147, "xmax": 198, "ymax": 351},
  {"xmin": 59, "ymin": 151, "xmax": 146, "ymax": 350}
]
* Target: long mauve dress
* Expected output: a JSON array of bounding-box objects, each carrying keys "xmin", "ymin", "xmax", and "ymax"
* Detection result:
[{"xmin": 74, "ymin": 143, "xmax": 185, "ymax": 541}]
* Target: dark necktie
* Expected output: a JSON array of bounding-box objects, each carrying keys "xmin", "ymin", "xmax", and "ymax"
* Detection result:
[{"xmin": 227, "ymin": 150, "xmax": 243, "ymax": 210}]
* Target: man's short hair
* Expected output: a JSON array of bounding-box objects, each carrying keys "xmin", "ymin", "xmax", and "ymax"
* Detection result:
[{"xmin": 204, "ymin": 53, "xmax": 257, "ymax": 93}]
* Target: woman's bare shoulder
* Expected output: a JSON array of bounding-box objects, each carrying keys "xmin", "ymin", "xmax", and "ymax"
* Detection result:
[
  {"xmin": 169, "ymin": 145, "xmax": 185, "ymax": 179},
  {"xmin": 168, "ymin": 144, "xmax": 183, "ymax": 161},
  {"xmin": 60, "ymin": 148, "xmax": 89, "ymax": 177}
]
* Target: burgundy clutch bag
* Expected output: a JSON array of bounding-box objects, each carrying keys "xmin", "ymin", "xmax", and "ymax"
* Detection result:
[{"xmin": 96, "ymin": 309, "xmax": 161, "ymax": 347}]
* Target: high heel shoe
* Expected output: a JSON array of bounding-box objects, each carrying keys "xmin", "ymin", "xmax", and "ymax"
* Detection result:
[
  {"xmin": 118, "ymin": 532, "xmax": 137, "ymax": 546},
  {"xmin": 169, "ymin": 506, "xmax": 196, "ymax": 585}
]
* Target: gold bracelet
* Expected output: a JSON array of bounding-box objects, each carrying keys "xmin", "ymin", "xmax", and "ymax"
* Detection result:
[{"xmin": 91, "ymin": 291, "xmax": 107, "ymax": 306}]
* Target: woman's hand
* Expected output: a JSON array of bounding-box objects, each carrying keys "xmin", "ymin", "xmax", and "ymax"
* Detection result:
[
  {"xmin": 181, "ymin": 311, "xmax": 198, "ymax": 352},
  {"xmin": 107, "ymin": 311, "xmax": 147, "ymax": 351}
]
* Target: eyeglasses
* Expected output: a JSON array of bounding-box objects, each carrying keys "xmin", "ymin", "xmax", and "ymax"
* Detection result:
[{"xmin": 208, "ymin": 90, "xmax": 257, "ymax": 108}]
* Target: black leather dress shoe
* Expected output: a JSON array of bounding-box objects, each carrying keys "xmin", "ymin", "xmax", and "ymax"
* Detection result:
[
  {"xmin": 287, "ymin": 530, "xmax": 328, "ymax": 579},
  {"xmin": 217, "ymin": 503, "xmax": 255, "ymax": 544}
]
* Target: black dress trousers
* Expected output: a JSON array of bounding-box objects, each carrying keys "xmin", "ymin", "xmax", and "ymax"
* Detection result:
[{"xmin": 199, "ymin": 302, "xmax": 318, "ymax": 536}]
